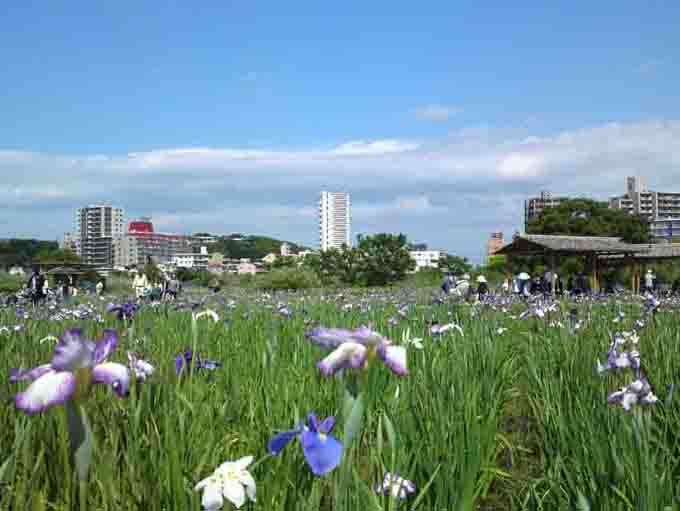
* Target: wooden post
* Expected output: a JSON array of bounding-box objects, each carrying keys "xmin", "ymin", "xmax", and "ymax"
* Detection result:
[{"xmin": 550, "ymin": 253, "xmax": 557, "ymax": 295}]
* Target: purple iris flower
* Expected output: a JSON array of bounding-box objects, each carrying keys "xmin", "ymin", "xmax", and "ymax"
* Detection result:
[
  {"xmin": 174, "ymin": 349, "xmax": 222, "ymax": 375},
  {"xmin": 268, "ymin": 413, "xmax": 343, "ymax": 476},
  {"xmin": 107, "ymin": 302, "xmax": 139, "ymax": 321},
  {"xmin": 305, "ymin": 326, "xmax": 407, "ymax": 377},
  {"xmin": 9, "ymin": 328, "xmax": 130, "ymax": 414}
]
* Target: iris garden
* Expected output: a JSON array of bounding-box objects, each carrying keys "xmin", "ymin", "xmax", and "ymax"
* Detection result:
[{"xmin": 1, "ymin": 288, "xmax": 679, "ymax": 510}]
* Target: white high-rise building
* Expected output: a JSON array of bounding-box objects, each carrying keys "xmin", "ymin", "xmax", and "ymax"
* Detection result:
[
  {"xmin": 75, "ymin": 204, "xmax": 125, "ymax": 270},
  {"xmin": 319, "ymin": 191, "xmax": 351, "ymax": 251}
]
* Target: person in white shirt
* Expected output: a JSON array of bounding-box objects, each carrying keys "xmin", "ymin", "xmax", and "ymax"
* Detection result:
[{"xmin": 132, "ymin": 270, "xmax": 149, "ymax": 299}]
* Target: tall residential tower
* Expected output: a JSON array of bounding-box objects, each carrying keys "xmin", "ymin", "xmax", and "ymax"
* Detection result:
[
  {"xmin": 75, "ymin": 204, "xmax": 125, "ymax": 270},
  {"xmin": 319, "ymin": 191, "xmax": 351, "ymax": 251}
]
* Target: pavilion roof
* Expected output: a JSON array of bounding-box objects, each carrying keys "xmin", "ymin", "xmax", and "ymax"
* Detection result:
[{"xmin": 495, "ymin": 235, "xmax": 643, "ymax": 256}]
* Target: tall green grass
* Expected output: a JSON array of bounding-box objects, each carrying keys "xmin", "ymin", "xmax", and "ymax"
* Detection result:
[{"xmin": 1, "ymin": 293, "xmax": 679, "ymax": 509}]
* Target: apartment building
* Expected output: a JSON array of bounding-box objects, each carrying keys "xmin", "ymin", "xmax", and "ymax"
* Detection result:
[
  {"xmin": 487, "ymin": 232, "xmax": 504, "ymax": 256},
  {"xmin": 75, "ymin": 204, "xmax": 125, "ymax": 271},
  {"xmin": 319, "ymin": 191, "xmax": 351, "ymax": 251},
  {"xmin": 609, "ymin": 177, "xmax": 680, "ymax": 241},
  {"xmin": 524, "ymin": 191, "xmax": 567, "ymax": 229},
  {"xmin": 409, "ymin": 250, "xmax": 442, "ymax": 271},
  {"xmin": 171, "ymin": 246, "xmax": 209, "ymax": 270}
]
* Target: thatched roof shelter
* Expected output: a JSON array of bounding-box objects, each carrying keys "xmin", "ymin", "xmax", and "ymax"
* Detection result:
[{"xmin": 495, "ymin": 235, "xmax": 643, "ymax": 257}]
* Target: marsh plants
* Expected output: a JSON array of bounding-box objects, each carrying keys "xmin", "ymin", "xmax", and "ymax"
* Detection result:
[{"xmin": 0, "ymin": 288, "xmax": 679, "ymax": 510}]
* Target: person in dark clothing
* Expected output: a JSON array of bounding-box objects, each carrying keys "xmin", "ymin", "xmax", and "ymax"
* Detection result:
[{"xmin": 26, "ymin": 268, "xmax": 46, "ymax": 306}]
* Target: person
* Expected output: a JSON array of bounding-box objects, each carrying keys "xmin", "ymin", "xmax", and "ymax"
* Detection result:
[
  {"xmin": 501, "ymin": 278, "xmax": 510, "ymax": 294},
  {"xmin": 96, "ymin": 280, "xmax": 104, "ymax": 295},
  {"xmin": 453, "ymin": 274, "xmax": 471, "ymax": 297},
  {"xmin": 26, "ymin": 268, "xmax": 46, "ymax": 307},
  {"xmin": 441, "ymin": 274, "xmax": 452, "ymax": 295},
  {"xmin": 133, "ymin": 270, "xmax": 149, "ymax": 300},
  {"xmin": 166, "ymin": 277, "xmax": 179, "ymax": 301},
  {"xmin": 644, "ymin": 269, "xmax": 655, "ymax": 293},
  {"xmin": 476, "ymin": 275, "xmax": 489, "ymax": 299},
  {"xmin": 542, "ymin": 270, "xmax": 553, "ymax": 294}
]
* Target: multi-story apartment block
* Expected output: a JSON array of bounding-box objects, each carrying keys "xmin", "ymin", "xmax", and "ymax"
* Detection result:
[
  {"xmin": 609, "ymin": 177, "xmax": 680, "ymax": 241},
  {"xmin": 409, "ymin": 250, "xmax": 442, "ymax": 272},
  {"xmin": 60, "ymin": 232, "xmax": 80, "ymax": 254},
  {"xmin": 171, "ymin": 246, "xmax": 209, "ymax": 270},
  {"xmin": 112, "ymin": 218, "xmax": 195, "ymax": 268},
  {"xmin": 524, "ymin": 191, "xmax": 567, "ymax": 229},
  {"xmin": 75, "ymin": 204, "xmax": 125, "ymax": 271},
  {"xmin": 319, "ymin": 191, "xmax": 351, "ymax": 251},
  {"xmin": 487, "ymin": 232, "xmax": 504, "ymax": 256}
]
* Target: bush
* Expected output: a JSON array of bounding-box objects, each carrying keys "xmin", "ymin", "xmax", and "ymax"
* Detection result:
[
  {"xmin": 255, "ymin": 268, "xmax": 321, "ymax": 290},
  {"xmin": 0, "ymin": 272, "xmax": 23, "ymax": 293}
]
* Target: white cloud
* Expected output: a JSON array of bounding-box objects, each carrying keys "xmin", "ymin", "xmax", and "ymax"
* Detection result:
[
  {"xmin": 1, "ymin": 119, "xmax": 680, "ymax": 258},
  {"xmin": 414, "ymin": 104, "xmax": 461, "ymax": 121}
]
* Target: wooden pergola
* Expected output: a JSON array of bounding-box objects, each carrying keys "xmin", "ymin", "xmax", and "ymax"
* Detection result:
[
  {"xmin": 601, "ymin": 243, "xmax": 680, "ymax": 293},
  {"xmin": 495, "ymin": 235, "xmax": 647, "ymax": 293}
]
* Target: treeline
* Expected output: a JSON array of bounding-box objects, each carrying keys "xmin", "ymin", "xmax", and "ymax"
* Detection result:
[
  {"xmin": 210, "ymin": 235, "xmax": 308, "ymax": 260},
  {"xmin": 0, "ymin": 239, "xmax": 59, "ymax": 269}
]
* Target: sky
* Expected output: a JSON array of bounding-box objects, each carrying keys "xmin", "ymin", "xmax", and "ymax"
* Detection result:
[{"xmin": 1, "ymin": 2, "xmax": 679, "ymax": 262}]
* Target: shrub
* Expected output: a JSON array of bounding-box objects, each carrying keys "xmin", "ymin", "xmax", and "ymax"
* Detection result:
[{"xmin": 255, "ymin": 268, "xmax": 321, "ymax": 290}]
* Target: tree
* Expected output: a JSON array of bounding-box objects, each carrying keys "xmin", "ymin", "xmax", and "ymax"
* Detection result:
[
  {"xmin": 438, "ymin": 254, "xmax": 473, "ymax": 276},
  {"xmin": 356, "ymin": 233, "xmax": 415, "ymax": 286},
  {"xmin": 144, "ymin": 262, "xmax": 162, "ymax": 284},
  {"xmin": 527, "ymin": 199, "xmax": 651, "ymax": 243},
  {"xmin": 34, "ymin": 248, "xmax": 81, "ymax": 264}
]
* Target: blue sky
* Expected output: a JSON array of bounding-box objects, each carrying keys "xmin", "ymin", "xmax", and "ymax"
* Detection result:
[{"xmin": 1, "ymin": 2, "xmax": 679, "ymax": 261}]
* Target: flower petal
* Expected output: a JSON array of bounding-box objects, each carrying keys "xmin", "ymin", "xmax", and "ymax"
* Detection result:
[
  {"xmin": 319, "ymin": 416, "xmax": 336, "ymax": 434},
  {"xmin": 51, "ymin": 328, "xmax": 94, "ymax": 371},
  {"xmin": 268, "ymin": 428, "xmax": 301, "ymax": 456},
  {"xmin": 10, "ymin": 363, "xmax": 53, "ymax": 383},
  {"xmin": 222, "ymin": 479, "xmax": 246, "ymax": 509},
  {"xmin": 305, "ymin": 327, "xmax": 353, "ymax": 350},
  {"xmin": 93, "ymin": 329, "xmax": 118, "ymax": 364},
  {"xmin": 378, "ymin": 344, "xmax": 408, "ymax": 376},
  {"xmin": 317, "ymin": 342, "xmax": 367, "ymax": 377},
  {"xmin": 15, "ymin": 370, "xmax": 76, "ymax": 414},
  {"xmin": 92, "ymin": 362, "xmax": 131, "ymax": 397},
  {"xmin": 300, "ymin": 430, "xmax": 343, "ymax": 476},
  {"xmin": 201, "ymin": 482, "xmax": 224, "ymax": 511}
]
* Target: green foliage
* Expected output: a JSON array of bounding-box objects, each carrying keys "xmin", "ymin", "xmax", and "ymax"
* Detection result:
[
  {"xmin": 0, "ymin": 239, "xmax": 59, "ymax": 269},
  {"xmin": 439, "ymin": 254, "xmax": 473, "ymax": 275},
  {"xmin": 527, "ymin": 198, "xmax": 651, "ymax": 243},
  {"xmin": 143, "ymin": 262, "xmax": 162, "ymax": 284},
  {"xmin": 357, "ymin": 233, "xmax": 415, "ymax": 286},
  {"xmin": 313, "ymin": 234, "xmax": 416, "ymax": 287},
  {"xmin": 211, "ymin": 235, "xmax": 308, "ymax": 260},
  {"xmin": 254, "ymin": 268, "xmax": 321, "ymax": 290},
  {"xmin": 267, "ymin": 255, "xmax": 299, "ymax": 270},
  {"xmin": 400, "ymin": 268, "xmax": 443, "ymax": 288},
  {"xmin": 0, "ymin": 271, "xmax": 23, "ymax": 293}
]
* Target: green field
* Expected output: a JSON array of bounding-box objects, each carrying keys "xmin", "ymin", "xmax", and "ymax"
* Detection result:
[{"xmin": 1, "ymin": 290, "xmax": 679, "ymax": 510}]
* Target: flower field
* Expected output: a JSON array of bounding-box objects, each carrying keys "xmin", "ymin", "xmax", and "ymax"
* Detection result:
[{"xmin": 1, "ymin": 289, "xmax": 679, "ymax": 510}]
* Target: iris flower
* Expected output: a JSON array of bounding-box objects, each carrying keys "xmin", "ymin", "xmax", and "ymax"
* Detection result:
[
  {"xmin": 175, "ymin": 349, "xmax": 222, "ymax": 375},
  {"xmin": 127, "ymin": 352, "xmax": 155, "ymax": 382},
  {"xmin": 195, "ymin": 456, "xmax": 256, "ymax": 510},
  {"xmin": 305, "ymin": 326, "xmax": 407, "ymax": 377},
  {"xmin": 107, "ymin": 302, "xmax": 139, "ymax": 321},
  {"xmin": 375, "ymin": 472, "xmax": 417, "ymax": 500},
  {"xmin": 268, "ymin": 413, "xmax": 343, "ymax": 475},
  {"xmin": 607, "ymin": 377, "xmax": 659, "ymax": 411},
  {"xmin": 9, "ymin": 328, "xmax": 130, "ymax": 414}
]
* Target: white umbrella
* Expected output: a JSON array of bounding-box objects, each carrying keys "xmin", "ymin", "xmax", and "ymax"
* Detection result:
[{"xmin": 518, "ymin": 272, "xmax": 531, "ymax": 280}]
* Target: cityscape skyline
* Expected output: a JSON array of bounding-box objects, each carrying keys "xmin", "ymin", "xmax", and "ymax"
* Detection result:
[{"xmin": 1, "ymin": 3, "xmax": 679, "ymax": 263}]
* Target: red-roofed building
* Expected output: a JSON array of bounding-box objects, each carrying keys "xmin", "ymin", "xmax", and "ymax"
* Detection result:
[{"xmin": 114, "ymin": 217, "xmax": 193, "ymax": 267}]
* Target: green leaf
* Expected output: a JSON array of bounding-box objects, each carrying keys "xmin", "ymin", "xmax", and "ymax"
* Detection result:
[
  {"xmin": 342, "ymin": 392, "xmax": 365, "ymax": 448},
  {"xmin": 65, "ymin": 402, "xmax": 94, "ymax": 482}
]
